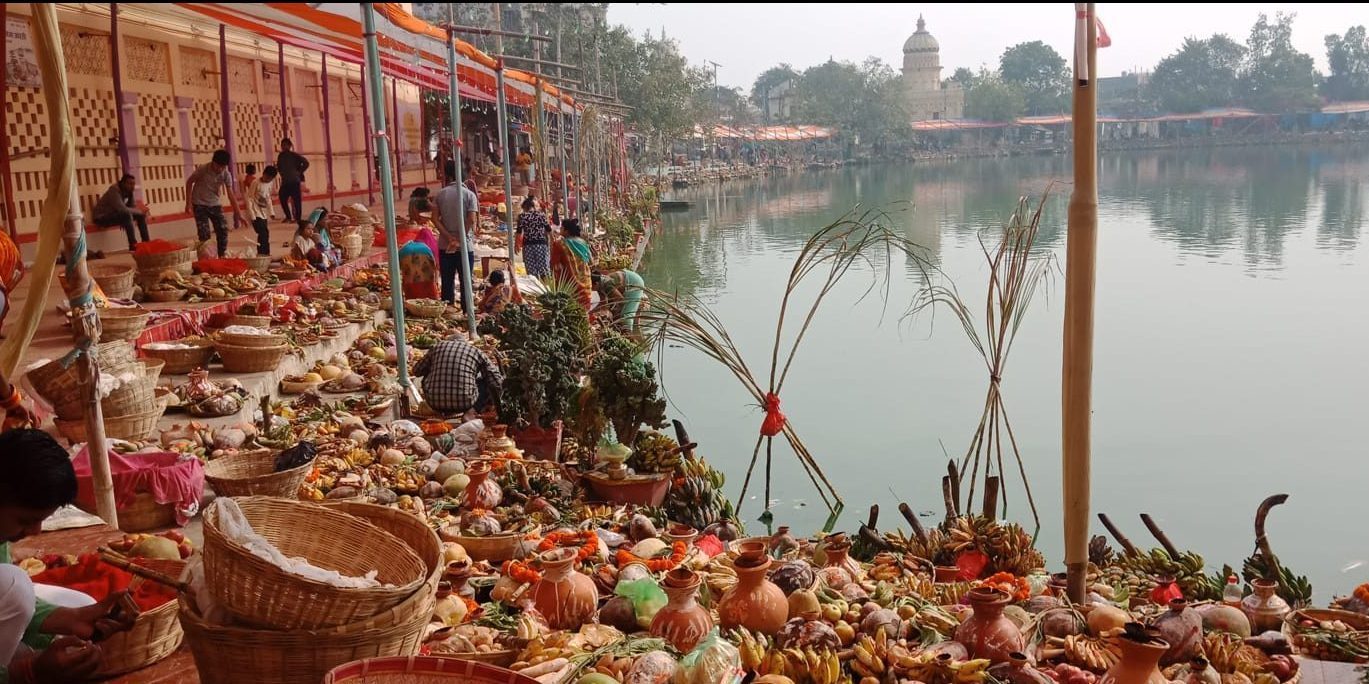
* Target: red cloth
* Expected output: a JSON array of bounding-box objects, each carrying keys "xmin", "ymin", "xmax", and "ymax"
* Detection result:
[
  {"xmin": 71, "ymin": 449, "xmax": 204, "ymax": 526},
  {"xmin": 955, "ymin": 549, "xmax": 990, "ymax": 581},
  {"xmin": 694, "ymin": 534, "xmax": 725, "ymax": 559},
  {"xmin": 760, "ymin": 393, "xmax": 786, "ymax": 437},
  {"xmin": 31, "ymin": 554, "xmax": 177, "ymax": 611},
  {"xmin": 373, "ymin": 227, "xmax": 420, "ymax": 247},
  {"xmin": 193, "ymin": 258, "xmax": 250, "ymax": 275}
]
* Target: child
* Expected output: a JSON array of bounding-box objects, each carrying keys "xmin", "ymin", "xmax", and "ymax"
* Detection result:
[
  {"xmin": 478, "ymin": 269, "xmax": 513, "ymax": 315},
  {"xmin": 247, "ymin": 165, "xmax": 278, "ymax": 255}
]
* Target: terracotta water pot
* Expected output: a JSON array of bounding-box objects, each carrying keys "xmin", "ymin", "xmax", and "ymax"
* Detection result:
[
  {"xmin": 717, "ymin": 546, "xmax": 787, "ymax": 635},
  {"xmin": 988, "ymin": 653, "xmax": 1053, "ymax": 684},
  {"xmin": 650, "ymin": 568, "xmax": 713, "ymax": 652},
  {"xmin": 1241, "ymin": 579, "xmax": 1290, "ymax": 633},
  {"xmin": 1152, "ymin": 598, "xmax": 1203, "ymax": 665},
  {"xmin": 1099, "ymin": 626, "xmax": 1169, "ymax": 684},
  {"xmin": 955, "ymin": 587, "xmax": 1025, "ymax": 664},
  {"xmin": 462, "ymin": 461, "xmax": 502, "ymax": 510},
  {"xmin": 935, "ymin": 565, "xmax": 962, "ymax": 583},
  {"xmin": 531, "ymin": 547, "xmax": 599, "ymax": 630}
]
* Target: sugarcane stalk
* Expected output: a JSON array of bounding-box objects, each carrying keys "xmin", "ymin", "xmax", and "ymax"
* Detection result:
[
  {"xmin": 1253, "ymin": 494, "xmax": 1289, "ymax": 582},
  {"xmin": 942, "ymin": 475, "xmax": 958, "ymax": 523},
  {"xmin": 1097, "ymin": 513, "xmax": 1139, "ymax": 556},
  {"xmin": 1139, "ymin": 513, "xmax": 1182, "ymax": 559},
  {"xmin": 898, "ymin": 502, "xmax": 929, "ymax": 544},
  {"xmin": 982, "ymin": 476, "xmax": 1000, "ymax": 520}
]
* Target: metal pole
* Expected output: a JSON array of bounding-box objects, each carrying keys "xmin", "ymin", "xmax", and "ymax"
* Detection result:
[
  {"xmin": 110, "ymin": 3, "xmax": 131, "ymax": 178},
  {"xmin": 495, "ymin": 62, "xmax": 518, "ymax": 291},
  {"xmin": 1062, "ymin": 1, "xmax": 1099, "ymax": 605},
  {"xmin": 361, "ymin": 59, "xmax": 374, "ymax": 206},
  {"xmin": 447, "ymin": 28, "xmax": 477, "ymax": 335},
  {"xmin": 277, "ymin": 42, "xmax": 289, "ymax": 140},
  {"xmin": 573, "ymin": 111, "xmax": 583, "ymax": 222},
  {"xmin": 218, "ymin": 25, "xmax": 241, "ymax": 232},
  {"xmin": 559, "ymin": 107, "xmax": 569, "ymax": 216},
  {"xmin": 361, "ymin": 3, "xmax": 410, "ymax": 389},
  {"xmin": 391, "ymin": 78, "xmax": 403, "ymax": 194},
  {"xmin": 321, "ymin": 54, "xmax": 336, "ymax": 210}
]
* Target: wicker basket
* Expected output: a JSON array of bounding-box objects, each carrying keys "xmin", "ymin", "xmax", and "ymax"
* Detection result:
[
  {"xmin": 178, "ymin": 588, "xmax": 432, "ymax": 684},
  {"xmin": 440, "ymin": 532, "xmax": 526, "ymax": 564},
  {"xmin": 226, "ymin": 314, "xmax": 272, "ymax": 328},
  {"xmin": 100, "ymin": 358, "xmax": 165, "ymax": 418},
  {"xmin": 215, "ymin": 330, "xmax": 288, "ymax": 348},
  {"xmin": 204, "ymin": 450, "xmax": 312, "ymax": 498},
  {"xmin": 325, "ymin": 656, "xmax": 540, "ymax": 684},
  {"xmin": 144, "ymin": 287, "xmax": 188, "ymax": 303},
  {"xmin": 29, "ymin": 341, "xmax": 140, "ymax": 419},
  {"xmin": 405, "ymin": 300, "xmax": 446, "ymax": 319},
  {"xmin": 99, "ymin": 307, "xmax": 151, "ymax": 342},
  {"xmin": 141, "ymin": 339, "xmax": 216, "ymax": 374},
  {"xmin": 319, "ymin": 501, "xmax": 442, "ymax": 591},
  {"xmin": 214, "ymin": 341, "xmax": 289, "ymax": 373},
  {"xmin": 273, "ymin": 267, "xmax": 311, "ymax": 281},
  {"xmin": 55, "ymin": 399, "xmax": 167, "ymax": 444},
  {"xmin": 74, "ymin": 491, "xmax": 176, "ymax": 533},
  {"xmin": 339, "ymin": 233, "xmax": 366, "ymax": 262},
  {"xmin": 202, "ymin": 497, "xmax": 427, "ymax": 630},
  {"xmin": 90, "ymin": 263, "xmax": 137, "ymax": 300},
  {"xmin": 242, "ymin": 255, "xmax": 272, "ymax": 273},
  {"xmin": 1285, "ymin": 608, "xmax": 1369, "ymax": 663},
  {"xmin": 96, "ymin": 558, "xmax": 185, "ymax": 677},
  {"xmin": 133, "ymin": 247, "xmax": 193, "ymax": 271}
]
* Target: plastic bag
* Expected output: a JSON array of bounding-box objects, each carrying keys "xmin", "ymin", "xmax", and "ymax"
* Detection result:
[
  {"xmin": 389, "ymin": 419, "xmax": 423, "ymax": 441},
  {"xmin": 674, "ymin": 629, "xmax": 742, "ymax": 684},
  {"xmin": 615, "ymin": 578, "xmax": 667, "ymax": 629},
  {"xmin": 275, "ymin": 441, "xmax": 316, "ymax": 472}
]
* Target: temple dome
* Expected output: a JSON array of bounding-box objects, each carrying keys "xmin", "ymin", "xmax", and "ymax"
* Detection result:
[{"xmin": 902, "ymin": 15, "xmax": 939, "ymax": 53}]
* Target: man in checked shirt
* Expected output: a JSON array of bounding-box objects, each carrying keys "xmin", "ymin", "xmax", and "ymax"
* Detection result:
[{"xmin": 412, "ymin": 334, "xmax": 504, "ymax": 415}]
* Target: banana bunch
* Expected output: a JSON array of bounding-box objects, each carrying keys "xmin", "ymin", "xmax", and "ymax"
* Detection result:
[
  {"xmin": 734, "ymin": 630, "xmax": 840, "ymax": 684},
  {"xmin": 914, "ymin": 603, "xmax": 962, "ymax": 638},
  {"xmin": 868, "ymin": 553, "xmax": 906, "ymax": 582},
  {"xmin": 1043, "ymin": 634, "xmax": 1120, "ymax": 672},
  {"xmin": 1242, "ymin": 555, "xmax": 1313, "ymax": 607},
  {"xmin": 631, "ymin": 432, "xmax": 681, "ymax": 474},
  {"xmin": 1203, "ymin": 633, "xmax": 1270, "ymax": 679},
  {"xmin": 703, "ymin": 557, "xmax": 739, "ymax": 597},
  {"xmin": 664, "ymin": 463, "xmax": 729, "ymax": 530},
  {"xmin": 1113, "ymin": 548, "xmax": 1215, "ymax": 601},
  {"xmin": 849, "ymin": 630, "xmax": 897, "ymax": 680},
  {"xmin": 678, "ymin": 456, "xmax": 726, "ymax": 489}
]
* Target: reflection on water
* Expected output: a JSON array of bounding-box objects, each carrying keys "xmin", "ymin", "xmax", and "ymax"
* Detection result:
[{"xmin": 643, "ymin": 144, "xmax": 1369, "ymax": 600}]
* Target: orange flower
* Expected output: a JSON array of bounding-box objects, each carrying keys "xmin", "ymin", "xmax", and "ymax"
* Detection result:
[
  {"xmin": 1354, "ymin": 583, "xmax": 1369, "ymax": 605},
  {"xmin": 503, "ymin": 559, "xmax": 542, "ymax": 585},
  {"xmin": 537, "ymin": 530, "xmax": 600, "ymax": 562},
  {"xmin": 982, "ymin": 571, "xmax": 1031, "ymax": 602},
  {"xmin": 616, "ymin": 541, "xmax": 688, "ymax": 573}
]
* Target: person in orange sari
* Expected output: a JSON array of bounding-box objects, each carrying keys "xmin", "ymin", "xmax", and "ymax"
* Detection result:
[{"xmin": 549, "ymin": 218, "xmax": 592, "ymax": 310}]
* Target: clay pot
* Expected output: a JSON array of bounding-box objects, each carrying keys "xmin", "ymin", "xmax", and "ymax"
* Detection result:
[
  {"xmin": 988, "ymin": 653, "xmax": 1053, "ymax": 684},
  {"xmin": 650, "ymin": 568, "xmax": 713, "ymax": 652},
  {"xmin": 462, "ymin": 462, "xmax": 502, "ymax": 510},
  {"xmin": 483, "ymin": 424, "xmax": 517, "ymax": 455},
  {"xmin": 934, "ymin": 565, "xmax": 962, "ymax": 583},
  {"xmin": 530, "ymin": 547, "xmax": 599, "ymax": 630},
  {"xmin": 718, "ymin": 547, "xmax": 787, "ymax": 635},
  {"xmin": 1099, "ymin": 628, "xmax": 1169, "ymax": 684},
  {"xmin": 667, "ymin": 523, "xmax": 698, "ymax": 547},
  {"xmin": 1152, "ymin": 599, "xmax": 1203, "ymax": 666},
  {"xmin": 1241, "ymin": 579, "xmax": 1291, "ymax": 633},
  {"xmin": 821, "ymin": 533, "xmax": 862, "ymax": 579},
  {"xmin": 954, "ymin": 587, "xmax": 1025, "ymax": 664}
]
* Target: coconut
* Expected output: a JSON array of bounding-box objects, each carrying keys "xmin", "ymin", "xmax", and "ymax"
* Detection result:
[
  {"xmin": 1087, "ymin": 604, "xmax": 1130, "ymax": 636},
  {"xmin": 443, "ymin": 473, "xmax": 471, "ymax": 496},
  {"xmin": 318, "ymin": 364, "xmax": 344, "ymax": 381},
  {"xmin": 629, "ymin": 538, "xmax": 667, "ymax": 559},
  {"xmin": 441, "ymin": 542, "xmax": 468, "ymax": 565},
  {"xmin": 129, "ymin": 536, "xmax": 181, "ymax": 560},
  {"xmin": 410, "ymin": 437, "xmax": 433, "ymax": 458},
  {"xmin": 302, "ymin": 372, "xmax": 324, "ymax": 383},
  {"xmin": 419, "ymin": 481, "xmax": 445, "ymax": 499},
  {"xmin": 434, "ymin": 458, "xmax": 467, "ymax": 483},
  {"xmin": 788, "ymin": 589, "xmax": 820, "ymax": 620},
  {"xmin": 348, "ymin": 429, "xmax": 370, "ymax": 445},
  {"xmin": 380, "ymin": 448, "xmax": 407, "ymax": 466}
]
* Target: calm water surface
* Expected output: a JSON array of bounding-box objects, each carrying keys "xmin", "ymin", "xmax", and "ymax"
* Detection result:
[{"xmin": 640, "ymin": 145, "xmax": 1369, "ymax": 600}]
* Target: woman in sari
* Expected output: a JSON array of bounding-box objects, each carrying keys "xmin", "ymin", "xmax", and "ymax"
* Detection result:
[
  {"xmin": 549, "ymin": 218, "xmax": 592, "ymax": 310},
  {"xmin": 399, "ymin": 226, "xmax": 440, "ymax": 300}
]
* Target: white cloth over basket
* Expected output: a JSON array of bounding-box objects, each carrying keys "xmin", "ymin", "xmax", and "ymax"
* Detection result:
[{"xmin": 214, "ymin": 498, "xmax": 385, "ymax": 589}]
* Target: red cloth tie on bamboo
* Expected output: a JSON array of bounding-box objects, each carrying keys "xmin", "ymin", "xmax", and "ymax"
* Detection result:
[
  {"xmin": 760, "ymin": 392, "xmax": 786, "ymax": 437},
  {"xmin": 30, "ymin": 554, "xmax": 177, "ymax": 611}
]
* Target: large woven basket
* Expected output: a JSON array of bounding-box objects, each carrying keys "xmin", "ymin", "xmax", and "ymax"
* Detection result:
[
  {"xmin": 226, "ymin": 314, "xmax": 272, "ymax": 328},
  {"xmin": 242, "ymin": 255, "xmax": 272, "ymax": 273},
  {"xmin": 55, "ymin": 398, "xmax": 167, "ymax": 445},
  {"xmin": 96, "ymin": 557, "xmax": 185, "ymax": 677},
  {"xmin": 325, "ymin": 656, "xmax": 541, "ymax": 684},
  {"xmin": 320, "ymin": 501, "xmax": 442, "ymax": 592},
  {"xmin": 100, "ymin": 358, "xmax": 165, "ymax": 418},
  {"xmin": 214, "ymin": 341, "xmax": 289, "ymax": 373},
  {"xmin": 144, "ymin": 287, "xmax": 187, "ymax": 303},
  {"xmin": 202, "ymin": 497, "xmax": 427, "ymax": 630},
  {"xmin": 140, "ymin": 339, "xmax": 215, "ymax": 374},
  {"xmin": 1285, "ymin": 608, "xmax": 1369, "ymax": 663},
  {"xmin": 178, "ymin": 587, "xmax": 432, "ymax": 684},
  {"xmin": 215, "ymin": 330, "xmax": 288, "ymax": 348},
  {"xmin": 90, "ymin": 263, "xmax": 137, "ymax": 299},
  {"xmin": 74, "ymin": 491, "xmax": 176, "ymax": 533},
  {"xmin": 338, "ymin": 233, "xmax": 366, "ymax": 262},
  {"xmin": 99, "ymin": 307, "xmax": 151, "ymax": 342},
  {"xmin": 405, "ymin": 300, "xmax": 446, "ymax": 319},
  {"xmin": 27, "ymin": 340, "xmax": 136, "ymax": 415},
  {"xmin": 133, "ymin": 247, "xmax": 193, "ymax": 272},
  {"xmin": 204, "ymin": 450, "xmax": 313, "ymax": 498}
]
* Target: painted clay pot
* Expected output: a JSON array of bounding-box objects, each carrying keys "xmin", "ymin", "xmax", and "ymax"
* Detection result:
[
  {"xmin": 1241, "ymin": 579, "xmax": 1290, "ymax": 633},
  {"xmin": 1152, "ymin": 598, "xmax": 1203, "ymax": 666},
  {"xmin": 988, "ymin": 652, "xmax": 1054, "ymax": 684},
  {"xmin": 530, "ymin": 547, "xmax": 599, "ymax": 630},
  {"xmin": 462, "ymin": 461, "xmax": 502, "ymax": 510},
  {"xmin": 1099, "ymin": 626, "xmax": 1169, "ymax": 684},
  {"xmin": 650, "ymin": 568, "xmax": 713, "ymax": 652},
  {"xmin": 955, "ymin": 587, "xmax": 1025, "ymax": 664},
  {"xmin": 717, "ymin": 545, "xmax": 787, "ymax": 635}
]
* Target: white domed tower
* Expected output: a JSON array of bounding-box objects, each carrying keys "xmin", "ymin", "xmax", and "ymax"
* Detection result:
[{"xmin": 902, "ymin": 15, "xmax": 963, "ymax": 121}]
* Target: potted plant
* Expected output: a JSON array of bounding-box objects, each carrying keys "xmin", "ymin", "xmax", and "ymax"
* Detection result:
[{"xmin": 582, "ymin": 331, "xmax": 667, "ymax": 448}]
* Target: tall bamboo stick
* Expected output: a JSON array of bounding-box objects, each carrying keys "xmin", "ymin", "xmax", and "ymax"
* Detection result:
[
  {"xmin": 1062, "ymin": 3, "xmax": 1099, "ymax": 604},
  {"xmin": 32, "ymin": 3, "xmax": 116, "ymax": 526}
]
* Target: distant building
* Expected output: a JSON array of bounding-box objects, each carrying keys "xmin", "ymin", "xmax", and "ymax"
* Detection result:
[
  {"xmin": 1098, "ymin": 71, "xmax": 1153, "ymax": 117},
  {"xmin": 765, "ymin": 79, "xmax": 796, "ymax": 122},
  {"xmin": 902, "ymin": 15, "xmax": 963, "ymax": 121}
]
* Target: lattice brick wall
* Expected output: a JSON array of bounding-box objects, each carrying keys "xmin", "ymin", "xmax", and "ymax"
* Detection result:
[
  {"xmin": 137, "ymin": 93, "xmax": 178, "ymax": 152},
  {"xmin": 69, "ymin": 86, "xmax": 118, "ymax": 158},
  {"xmin": 4, "ymin": 85, "xmax": 120, "ymax": 224},
  {"xmin": 60, "ymin": 23, "xmax": 112, "ymax": 77},
  {"xmin": 190, "ymin": 98, "xmax": 222, "ymax": 153},
  {"xmin": 126, "ymin": 37, "xmax": 171, "ymax": 84},
  {"xmin": 228, "ymin": 56, "xmax": 257, "ymax": 98},
  {"xmin": 233, "ymin": 101, "xmax": 264, "ymax": 173},
  {"xmin": 179, "ymin": 46, "xmax": 218, "ymax": 91}
]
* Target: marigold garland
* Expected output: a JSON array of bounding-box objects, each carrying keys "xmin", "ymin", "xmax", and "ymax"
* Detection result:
[
  {"xmin": 615, "ymin": 541, "xmax": 688, "ymax": 573},
  {"xmin": 503, "ymin": 559, "xmax": 542, "ymax": 585},
  {"xmin": 1354, "ymin": 582, "xmax": 1369, "ymax": 605},
  {"xmin": 981, "ymin": 571, "xmax": 1031, "ymax": 602},
  {"xmin": 538, "ymin": 530, "xmax": 600, "ymax": 562}
]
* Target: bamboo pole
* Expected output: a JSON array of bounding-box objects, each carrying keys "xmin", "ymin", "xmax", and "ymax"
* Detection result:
[
  {"xmin": 361, "ymin": 59, "xmax": 374, "ymax": 207},
  {"xmin": 31, "ymin": 3, "xmax": 117, "ymax": 526},
  {"xmin": 278, "ymin": 42, "xmax": 290, "ymax": 140},
  {"xmin": 0, "ymin": 19, "xmax": 14, "ymax": 239},
  {"xmin": 495, "ymin": 62, "xmax": 518, "ymax": 293},
  {"xmin": 110, "ymin": 3, "xmax": 131, "ymax": 179},
  {"xmin": 217, "ymin": 25, "xmax": 242, "ymax": 233},
  {"xmin": 321, "ymin": 54, "xmax": 336, "ymax": 210},
  {"xmin": 361, "ymin": 3, "xmax": 410, "ymax": 391},
  {"xmin": 1062, "ymin": 2, "xmax": 1099, "ymax": 604}
]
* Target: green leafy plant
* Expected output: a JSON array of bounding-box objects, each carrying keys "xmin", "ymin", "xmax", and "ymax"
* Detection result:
[
  {"xmin": 478, "ymin": 285, "xmax": 591, "ymax": 429},
  {"xmin": 581, "ymin": 331, "xmax": 667, "ymax": 447}
]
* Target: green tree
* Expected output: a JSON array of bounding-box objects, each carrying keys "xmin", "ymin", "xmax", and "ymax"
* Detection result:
[
  {"xmin": 791, "ymin": 58, "xmax": 909, "ymax": 151},
  {"xmin": 1323, "ymin": 25, "xmax": 1369, "ymax": 101},
  {"xmin": 963, "ymin": 69, "xmax": 1026, "ymax": 122},
  {"xmin": 998, "ymin": 41, "xmax": 1070, "ymax": 115},
  {"xmin": 1148, "ymin": 36, "xmax": 1247, "ymax": 113},
  {"xmin": 948, "ymin": 67, "xmax": 977, "ymax": 89},
  {"xmin": 751, "ymin": 64, "xmax": 801, "ymax": 108},
  {"xmin": 616, "ymin": 34, "xmax": 711, "ymax": 140},
  {"xmin": 1241, "ymin": 12, "xmax": 1321, "ymax": 112}
]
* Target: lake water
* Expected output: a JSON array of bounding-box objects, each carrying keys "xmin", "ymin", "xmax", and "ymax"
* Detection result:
[{"xmin": 639, "ymin": 144, "xmax": 1369, "ymax": 600}]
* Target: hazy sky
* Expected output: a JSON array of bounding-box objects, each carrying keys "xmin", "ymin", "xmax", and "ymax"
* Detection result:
[{"xmin": 606, "ymin": 3, "xmax": 1353, "ymax": 91}]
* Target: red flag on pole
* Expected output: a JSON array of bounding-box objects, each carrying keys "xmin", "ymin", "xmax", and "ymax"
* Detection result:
[{"xmin": 1097, "ymin": 17, "xmax": 1112, "ymax": 48}]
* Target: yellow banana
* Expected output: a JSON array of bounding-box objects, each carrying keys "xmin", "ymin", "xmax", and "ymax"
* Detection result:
[{"xmin": 825, "ymin": 649, "xmax": 840, "ymax": 684}]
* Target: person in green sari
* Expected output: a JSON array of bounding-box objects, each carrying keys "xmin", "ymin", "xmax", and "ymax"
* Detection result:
[
  {"xmin": 550, "ymin": 219, "xmax": 593, "ymax": 310},
  {"xmin": 593, "ymin": 269, "xmax": 647, "ymax": 334}
]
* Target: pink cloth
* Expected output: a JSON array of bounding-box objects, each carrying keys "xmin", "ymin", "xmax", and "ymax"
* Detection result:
[
  {"xmin": 71, "ymin": 448, "xmax": 204, "ymax": 525},
  {"xmin": 415, "ymin": 226, "xmax": 439, "ymax": 257}
]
